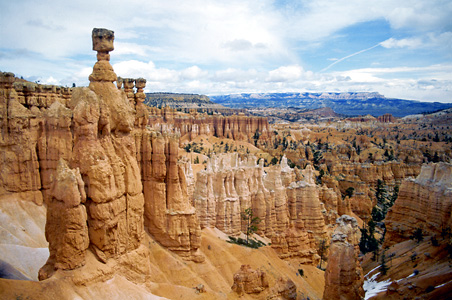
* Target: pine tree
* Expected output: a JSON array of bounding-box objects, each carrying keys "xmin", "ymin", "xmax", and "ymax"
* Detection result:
[{"xmin": 241, "ymin": 208, "xmax": 260, "ymax": 245}]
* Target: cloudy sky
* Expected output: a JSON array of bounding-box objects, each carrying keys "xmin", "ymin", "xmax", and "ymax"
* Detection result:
[{"xmin": 1, "ymin": 0, "xmax": 451, "ymax": 102}]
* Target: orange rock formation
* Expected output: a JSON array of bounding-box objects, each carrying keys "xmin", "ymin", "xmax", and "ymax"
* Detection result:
[
  {"xmin": 192, "ymin": 153, "xmax": 328, "ymax": 264},
  {"xmin": 147, "ymin": 106, "xmax": 270, "ymax": 144},
  {"xmin": 384, "ymin": 162, "xmax": 452, "ymax": 247},
  {"xmin": 323, "ymin": 215, "xmax": 364, "ymax": 300},
  {"xmin": 231, "ymin": 264, "xmax": 269, "ymax": 296}
]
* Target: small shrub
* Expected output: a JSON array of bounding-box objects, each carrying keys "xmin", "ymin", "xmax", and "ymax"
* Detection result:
[
  {"xmin": 227, "ymin": 236, "xmax": 265, "ymax": 249},
  {"xmin": 345, "ymin": 187, "xmax": 355, "ymax": 198},
  {"xmin": 431, "ymin": 236, "xmax": 439, "ymax": 246},
  {"xmin": 298, "ymin": 269, "xmax": 304, "ymax": 277},
  {"xmin": 411, "ymin": 228, "xmax": 424, "ymax": 243},
  {"xmin": 381, "ymin": 251, "xmax": 389, "ymax": 275}
]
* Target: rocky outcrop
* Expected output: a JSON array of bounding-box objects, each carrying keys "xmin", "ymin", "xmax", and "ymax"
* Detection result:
[
  {"xmin": 320, "ymin": 175, "xmax": 352, "ymax": 218},
  {"xmin": 192, "ymin": 153, "xmax": 297, "ymax": 238},
  {"xmin": 38, "ymin": 159, "xmax": 89, "ymax": 279},
  {"xmin": 68, "ymin": 29, "xmax": 145, "ymax": 264},
  {"xmin": 270, "ymin": 224, "xmax": 319, "ymax": 264},
  {"xmin": 2, "ymin": 29, "xmax": 211, "ymax": 282},
  {"xmin": 138, "ymin": 130, "xmax": 203, "ymax": 262},
  {"xmin": 384, "ymin": 162, "xmax": 452, "ymax": 247},
  {"xmin": 0, "ymin": 72, "xmax": 44, "ymax": 205},
  {"xmin": 286, "ymin": 165, "xmax": 328, "ymax": 240},
  {"xmin": 271, "ymin": 165, "xmax": 327, "ymax": 263},
  {"xmin": 323, "ymin": 215, "xmax": 364, "ymax": 300},
  {"xmin": 329, "ymin": 161, "xmax": 420, "ymax": 188},
  {"xmin": 323, "ymin": 161, "xmax": 421, "ymax": 219},
  {"xmin": 231, "ymin": 264, "xmax": 269, "ymax": 296},
  {"xmin": 377, "ymin": 113, "xmax": 396, "ymax": 123},
  {"xmin": 193, "ymin": 153, "xmax": 275, "ymax": 235},
  {"xmin": 268, "ymin": 277, "xmax": 297, "ymax": 300}
]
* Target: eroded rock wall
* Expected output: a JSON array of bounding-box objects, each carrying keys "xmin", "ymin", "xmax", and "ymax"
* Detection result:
[
  {"xmin": 147, "ymin": 106, "xmax": 270, "ymax": 144},
  {"xmin": 0, "ymin": 72, "xmax": 44, "ymax": 205},
  {"xmin": 384, "ymin": 162, "xmax": 452, "ymax": 247},
  {"xmin": 193, "ymin": 153, "xmax": 273, "ymax": 235},
  {"xmin": 192, "ymin": 154, "xmax": 328, "ymax": 263},
  {"xmin": 137, "ymin": 129, "xmax": 203, "ymax": 262}
]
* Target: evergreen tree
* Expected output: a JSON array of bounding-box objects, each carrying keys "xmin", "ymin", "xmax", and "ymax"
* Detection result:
[
  {"xmin": 345, "ymin": 187, "xmax": 355, "ymax": 198},
  {"xmin": 241, "ymin": 208, "xmax": 260, "ymax": 245},
  {"xmin": 375, "ymin": 179, "xmax": 386, "ymax": 205},
  {"xmin": 317, "ymin": 239, "xmax": 328, "ymax": 270},
  {"xmin": 381, "ymin": 251, "xmax": 389, "ymax": 275}
]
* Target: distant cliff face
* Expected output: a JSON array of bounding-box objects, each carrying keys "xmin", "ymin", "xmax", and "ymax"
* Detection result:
[
  {"xmin": 146, "ymin": 106, "xmax": 271, "ymax": 144},
  {"xmin": 210, "ymin": 92, "xmax": 452, "ymax": 117},
  {"xmin": 145, "ymin": 92, "xmax": 211, "ymax": 104}
]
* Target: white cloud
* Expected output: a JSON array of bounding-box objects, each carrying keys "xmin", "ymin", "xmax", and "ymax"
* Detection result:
[
  {"xmin": 222, "ymin": 39, "xmax": 254, "ymax": 51},
  {"xmin": 380, "ymin": 37, "xmax": 423, "ymax": 49},
  {"xmin": 114, "ymin": 42, "xmax": 154, "ymax": 57},
  {"xmin": 41, "ymin": 76, "xmax": 61, "ymax": 85},
  {"xmin": 267, "ymin": 65, "xmax": 305, "ymax": 82},
  {"xmin": 181, "ymin": 66, "xmax": 208, "ymax": 80},
  {"xmin": 113, "ymin": 60, "xmax": 178, "ymax": 82}
]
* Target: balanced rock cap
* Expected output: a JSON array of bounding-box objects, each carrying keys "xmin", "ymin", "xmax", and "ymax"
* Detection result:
[{"xmin": 92, "ymin": 28, "xmax": 114, "ymax": 52}]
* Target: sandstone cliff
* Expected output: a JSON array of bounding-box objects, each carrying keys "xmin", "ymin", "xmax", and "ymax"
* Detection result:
[
  {"xmin": 137, "ymin": 130, "xmax": 203, "ymax": 262},
  {"xmin": 193, "ymin": 153, "xmax": 282, "ymax": 236},
  {"xmin": 147, "ymin": 106, "xmax": 270, "ymax": 144},
  {"xmin": 1, "ymin": 72, "xmax": 45, "ymax": 205},
  {"xmin": 384, "ymin": 162, "xmax": 452, "ymax": 247},
  {"xmin": 38, "ymin": 159, "xmax": 89, "ymax": 279}
]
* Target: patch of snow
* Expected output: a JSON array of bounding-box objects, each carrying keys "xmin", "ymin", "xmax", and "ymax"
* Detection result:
[
  {"xmin": 364, "ymin": 265, "xmax": 380, "ymax": 277},
  {"xmin": 363, "ymin": 272, "xmax": 392, "ymax": 300},
  {"xmin": 435, "ymin": 279, "xmax": 452, "ymax": 289},
  {"xmin": 396, "ymin": 271, "xmax": 416, "ymax": 283}
]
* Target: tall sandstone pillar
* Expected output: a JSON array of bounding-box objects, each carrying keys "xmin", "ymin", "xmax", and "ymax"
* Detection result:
[{"xmin": 323, "ymin": 215, "xmax": 364, "ymax": 300}]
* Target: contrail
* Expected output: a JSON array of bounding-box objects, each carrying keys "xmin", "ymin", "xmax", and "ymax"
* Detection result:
[{"xmin": 321, "ymin": 42, "xmax": 383, "ymax": 72}]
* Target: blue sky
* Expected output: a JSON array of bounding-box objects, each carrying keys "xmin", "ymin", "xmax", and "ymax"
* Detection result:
[{"xmin": 1, "ymin": 0, "xmax": 451, "ymax": 102}]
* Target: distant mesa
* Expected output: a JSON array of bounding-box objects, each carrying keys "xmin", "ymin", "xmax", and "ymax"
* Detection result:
[{"xmin": 210, "ymin": 92, "xmax": 452, "ymax": 117}]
